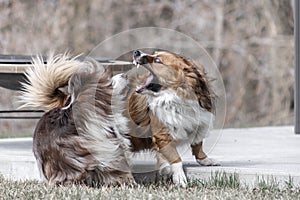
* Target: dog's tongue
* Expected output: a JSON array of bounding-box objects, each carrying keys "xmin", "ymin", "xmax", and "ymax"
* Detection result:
[{"xmin": 136, "ymin": 74, "xmax": 153, "ymax": 93}]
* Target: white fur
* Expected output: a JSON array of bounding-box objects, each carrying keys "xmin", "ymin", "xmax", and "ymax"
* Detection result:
[
  {"xmin": 146, "ymin": 89, "xmax": 214, "ymax": 144},
  {"xmin": 112, "ymin": 74, "xmax": 126, "ymax": 92},
  {"xmin": 71, "ymin": 69, "xmax": 131, "ymax": 173},
  {"xmin": 76, "ymin": 113, "xmax": 130, "ymax": 172},
  {"xmin": 196, "ymin": 157, "xmax": 221, "ymax": 166},
  {"xmin": 111, "ymin": 73, "xmax": 131, "ymax": 149},
  {"xmin": 146, "ymin": 89, "xmax": 216, "ymax": 186},
  {"xmin": 158, "ymin": 162, "xmax": 172, "ymax": 176},
  {"xmin": 19, "ymin": 54, "xmax": 83, "ymax": 111},
  {"xmin": 171, "ymin": 162, "xmax": 187, "ymax": 187}
]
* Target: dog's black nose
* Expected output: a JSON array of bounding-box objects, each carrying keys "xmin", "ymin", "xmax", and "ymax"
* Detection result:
[{"xmin": 133, "ymin": 50, "xmax": 141, "ymax": 57}]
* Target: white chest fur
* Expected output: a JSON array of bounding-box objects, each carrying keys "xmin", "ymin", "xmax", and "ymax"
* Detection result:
[{"xmin": 146, "ymin": 89, "xmax": 214, "ymax": 144}]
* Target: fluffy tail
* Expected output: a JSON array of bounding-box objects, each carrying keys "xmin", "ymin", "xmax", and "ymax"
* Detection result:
[{"xmin": 19, "ymin": 54, "xmax": 84, "ymax": 111}]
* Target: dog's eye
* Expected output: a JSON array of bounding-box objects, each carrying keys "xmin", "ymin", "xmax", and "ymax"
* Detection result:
[{"xmin": 153, "ymin": 57, "xmax": 162, "ymax": 64}]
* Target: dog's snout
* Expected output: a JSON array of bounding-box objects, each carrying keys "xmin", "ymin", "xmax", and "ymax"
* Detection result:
[
  {"xmin": 133, "ymin": 50, "xmax": 150, "ymax": 65},
  {"xmin": 121, "ymin": 73, "xmax": 128, "ymax": 79},
  {"xmin": 133, "ymin": 50, "xmax": 141, "ymax": 58}
]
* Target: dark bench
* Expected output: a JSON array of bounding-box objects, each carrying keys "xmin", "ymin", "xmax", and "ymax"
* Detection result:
[{"xmin": 0, "ymin": 54, "xmax": 133, "ymax": 119}]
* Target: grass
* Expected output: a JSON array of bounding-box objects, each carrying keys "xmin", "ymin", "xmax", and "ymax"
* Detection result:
[
  {"xmin": 0, "ymin": 132, "xmax": 32, "ymax": 139},
  {"xmin": 1, "ymin": 172, "xmax": 299, "ymax": 200},
  {"xmin": 0, "ymin": 127, "xmax": 34, "ymax": 139}
]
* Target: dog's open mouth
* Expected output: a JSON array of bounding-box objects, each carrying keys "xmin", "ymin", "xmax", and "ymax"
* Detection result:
[
  {"xmin": 133, "ymin": 63, "xmax": 162, "ymax": 93},
  {"xmin": 135, "ymin": 73, "xmax": 153, "ymax": 93},
  {"xmin": 133, "ymin": 50, "xmax": 163, "ymax": 93}
]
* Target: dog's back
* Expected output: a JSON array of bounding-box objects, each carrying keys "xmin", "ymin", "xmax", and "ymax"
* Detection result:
[{"xmin": 30, "ymin": 56, "xmax": 134, "ymax": 186}]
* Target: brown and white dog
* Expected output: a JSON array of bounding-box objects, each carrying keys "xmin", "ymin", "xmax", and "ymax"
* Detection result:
[
  {"xmin": 20, "ymin": 51, "xmax": 219, "ymax": 187},
  {"xmin": 19, "ymin": 55, "xmax": 134, "ymax": 186},
  {"xmin": 120, "ymin": 50, "xmax": 220, "ymax": 187}
]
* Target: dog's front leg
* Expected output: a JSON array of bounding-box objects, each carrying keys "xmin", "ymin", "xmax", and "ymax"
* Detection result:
[
  {"xmin": 151, "ymin": 115, "xmax": 187, "ymax": 187},
  {"xmin": 158, "ymin": 143, "xmax": 187, "ymax": 187},
  {"xmin": 156, "ymin": 152, "xmax": 172, "ymax": 176}
]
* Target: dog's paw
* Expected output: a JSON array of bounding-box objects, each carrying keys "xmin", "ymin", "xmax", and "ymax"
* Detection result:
[
  {"xmin": 159, "ymin": 162, "xmax": 172, "ymax": 177},
  {"xmin": 171, "ymin": 162, "xmax": 187, "ymax": 188},
  {"xmin": 196, "ymin": 157, "xmax": 221, "ymax": 166}
]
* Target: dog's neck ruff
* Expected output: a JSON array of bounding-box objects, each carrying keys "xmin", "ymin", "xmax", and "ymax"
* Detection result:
[{"xmin": 145, "ymin": 89, "xmax": 214, "ymax": 144}]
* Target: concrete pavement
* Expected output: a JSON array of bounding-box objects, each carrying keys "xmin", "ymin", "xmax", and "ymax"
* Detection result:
[{"xmin": 0, "ymin": 126, "xmax": 299, "ymax": 187}]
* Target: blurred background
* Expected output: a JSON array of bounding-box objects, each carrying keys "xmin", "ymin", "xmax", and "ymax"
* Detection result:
[{"xmin": 0, "ymin": 0, "xmax": 295, "ymax": 136}]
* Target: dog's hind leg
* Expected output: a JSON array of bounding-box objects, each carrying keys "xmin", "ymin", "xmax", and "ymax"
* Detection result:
[{"xmin": 191, "ymin": 142, "xmax": 220, "ymax": 166}]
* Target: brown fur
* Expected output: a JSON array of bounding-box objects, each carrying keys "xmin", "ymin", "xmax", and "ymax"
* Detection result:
[
  {"xmin": 129, "ymin": 50, "xmax": 216, "ymax": 167},
  {"xmin": 151, "ymin": 51, "xmax": 213, "ymax": 111},
  {"xmin": 34, "ymin": 107, "xmax": 117, "ymax": 186},
  {"xmin": 24, "ymin": 52, "xmax": 216, "ymax": 187},
  {"xmin": 31, "ymin": 57, "xmax": 135, "ymax": 186},
  {"xmin": 126, "ymin": 92, "xmax": 154, "ymax": 151}
]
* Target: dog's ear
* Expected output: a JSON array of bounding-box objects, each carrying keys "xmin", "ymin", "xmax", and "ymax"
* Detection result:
[
  {"xmin": 103, "ymin": 66, "xmax": 113, "ymax": 78},
  {"xmin": 151, "ymin": 48, "xmax": 164, "ymax": 55},
  {"xmin": 151, "ymin": 50, "xmax": 157, "ymax": 55},
  {"xmin": 57, "ymin": 85, "xmax": 69, "ymax": 95}
]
